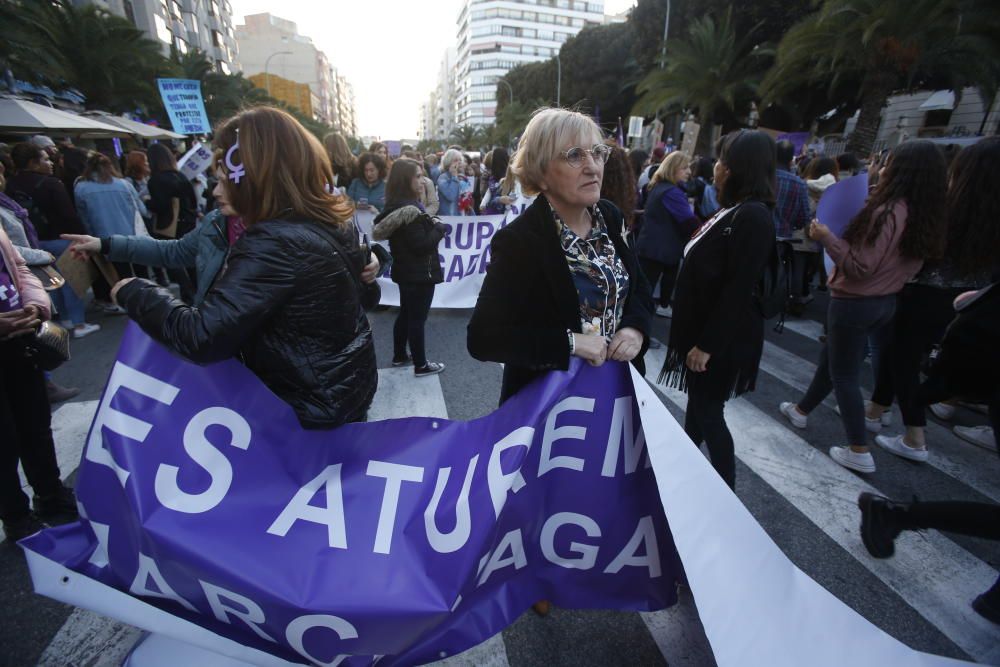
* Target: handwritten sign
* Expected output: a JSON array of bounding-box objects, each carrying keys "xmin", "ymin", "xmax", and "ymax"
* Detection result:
[{"xmin": 157, "ymin": 79, "xmax": 211, "ymax": 135}]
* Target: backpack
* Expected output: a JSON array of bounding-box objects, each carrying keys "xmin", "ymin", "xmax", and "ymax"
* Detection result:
[{"xmin": 9, "ymin": 183, "xmax": 52, "ymax": 239}]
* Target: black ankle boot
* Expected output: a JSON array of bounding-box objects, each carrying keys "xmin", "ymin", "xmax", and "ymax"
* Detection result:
[
  {"xmin": 857, "ymin": 492, "xmax": 918, "ymax": 558},
  {"xmin": 972, "ymin": 577, "xmax": 1000, "ymax": 625}
]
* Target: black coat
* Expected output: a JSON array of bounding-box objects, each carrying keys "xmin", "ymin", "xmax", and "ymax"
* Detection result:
[
  {"xmin": 148, "ymin": 170, "xmax": 198, "ymax": 237},
  {"xmin": 636, "ymin": 181, "xmax": 700, "ymax": 266},
  {"xmin": 662, "ymin": 201, "xmax": 774, "ymax": 400},
  {"xmin": 372, "ymin": 204, "xmax": 446, "ymax": 284},
  {"xmin": 468, "ymin": 195, "xmax": 654, "ymax": 404},
  {"xmin": 117, "ymin": 218, "xmax": 378, "ymax": 429}
]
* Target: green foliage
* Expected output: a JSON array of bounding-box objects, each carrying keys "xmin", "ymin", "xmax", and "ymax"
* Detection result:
[
  {"xmin": 448, "ymin": 124, "xmax": 488, "ymax": 150},
  {"xmin": 0, "ymin": 0, "xmax": 170, "ymax": 113},
  {"xmin": 763, "ymin": 0, "xmax": 1000, "ymax": 153},
  {"xmin": 417, "ymin": 138, "xmax": 444, "ymax": 154},
  {"xmin": 633, "ymin": 8, "xmax": 773, "ymax": 128}
]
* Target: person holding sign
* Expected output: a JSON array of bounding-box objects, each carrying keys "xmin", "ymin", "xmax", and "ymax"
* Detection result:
[
  {"xmin": 780, "ymin": 141, "xmax": 948, "ymax": 474},
  {"xmin": 110, "ymin": 107, "xmax": 378, "ymax": 429}
]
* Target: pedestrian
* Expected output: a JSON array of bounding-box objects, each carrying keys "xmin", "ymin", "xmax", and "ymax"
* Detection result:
[
  {"xmin": 773, "ymin": 141, "xmax": 813, "ymax": 316},
  {"xmin": 598, "ymin": 143, "xmax": 637, "ymax": 235},
  {"xmin": 323, "ymin": 132, "xmax": 358, "ymax": 191},
  {"xmin": 686, "ymin": 156, "xmax": 720, "ymax": 222},
  {"xmin": 436, "ymin": 148, "xmax": 464, "ymax": 216},
  {"xmin": 480, "ymin": 148, "xmax": 513, "ymax": 215},
  {"xmin": 147, "ymin": 143, "xmax": 198, "ymax": 302},
  {"xmin": 369, "ymin": 141, "xmax": 391, "ymax": 167},
  {"xmin": 867, "ymin": 137, "xmax": 1000, "ymax": 459},
  {"xmin": 347, "ymin": 152, "xmax": 387, "ymax": 213},
  {"xmin": 417, "ymin": 164, "xmax": 439, "ymax": 216},
  {"xmin": 0, "ymin": 225, "xmax": 79, "ymax": 543},
  {"xmin": 5, "ymin": 142, "xmax": 96, "ymax": 332},
  {"xmin": 636, "ymin": 145, "xmax": 665, "ymax": 194},
  {"xmin": 110, "ymin": 106, "xmax": 378, "ymax": 429},
  {"xmin": 779, "ymin": 140, "xmax": 948, "ymax": 474},
  {"xmin": 635, "ymin": 151, "xmax": 700, "ymax": 320},
  {"xmin": 373, "ymin": 158, "xmax": 447, "ymax": 377},
  {"xmin": 124, "ymin": 150, "xmax": 168, "ymax": 286},
  {"xmin": 658, "ymin": 130, "xmax": 777, "ymax": 490}
]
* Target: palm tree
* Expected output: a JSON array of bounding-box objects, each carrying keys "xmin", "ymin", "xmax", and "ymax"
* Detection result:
[
  {"xmin": 762, "ymin": 0, "xmax": 1000, "ymax": 155},
  {"xmin": 170, "ymin": 48, "xmax": 214, "ymax": 82},
  {"xmin": 0, "ymin": 0, "xmax": 170, "ymax": 112},
  {"xmin": 633, "ymin": 8, "xmax": 772, "ymax": 153},
  {"xmin": 448, "ymin": 125, "xmax": 487, "ymax": 150}
]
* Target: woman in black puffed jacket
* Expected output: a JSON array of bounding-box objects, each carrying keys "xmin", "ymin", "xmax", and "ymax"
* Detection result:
[
  {"xmin": 659, "ymin": 130, "xmax": 777, "ymax": 490},
  {"xmin": 112, "ymin": 107, "xmax": 377, "ymax": 429},
  {"xmin": 373, "ymin": 158, "xmax": 447, "ymax": 377}
]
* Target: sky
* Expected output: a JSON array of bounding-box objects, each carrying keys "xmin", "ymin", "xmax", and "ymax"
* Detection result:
[{"xmin": 230, "ymin": 0, "xmax": 638, "ymax": 139}]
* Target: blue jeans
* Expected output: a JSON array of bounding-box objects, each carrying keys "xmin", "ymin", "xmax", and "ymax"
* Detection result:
[
  {"xmin": 799, "ymin": 295, "xmax": 896, "ymax": 445},
  {"xmin": 37, "ymin": 239, "xmax": 86, "ymax": 325}
]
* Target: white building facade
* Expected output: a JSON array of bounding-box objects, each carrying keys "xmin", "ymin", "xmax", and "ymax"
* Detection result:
[
  {"xmin": 236, "ymin": 13, "xmax": 356, "ymax": 132},
  {"xmin": 80, "ymin": 0, "xmax": 239, "ymax": 73},
  {"xmin": 420, "ymin": 47, "xmax": 458, "ymax": 142},
  {"xmin": 453, "ymin": 0, "xmax": 604, "ymax": 128}
]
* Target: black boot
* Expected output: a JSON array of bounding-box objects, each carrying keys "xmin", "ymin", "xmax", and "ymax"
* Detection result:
[
  {"xmin": 33, "ymin": 485, "xmax": 79, "ymax": 524},
  {"xmin": 857, "ymin": 492, "xmax": 919, "ymax": 558},
  {"xmin": 2, "ymin": 512, "xmax": 49, "ymax": 544}
]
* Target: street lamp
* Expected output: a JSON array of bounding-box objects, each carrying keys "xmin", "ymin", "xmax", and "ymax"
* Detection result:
[
  {"xmin": 264, "ymin": 50, "xmax": 293, "ymax": 96},
  {"xmin": 555, "ymin": 51, "xmax": 561, "ymax": 108}
]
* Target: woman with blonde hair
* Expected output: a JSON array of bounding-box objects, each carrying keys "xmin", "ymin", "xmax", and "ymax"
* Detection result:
[
  {"xmin": 635, "ymin": 150, "xmax": 699, "ymax": 318},
  {"xmin": 110, "ymin": 106, "xmax": 378, "ymax": 428}
]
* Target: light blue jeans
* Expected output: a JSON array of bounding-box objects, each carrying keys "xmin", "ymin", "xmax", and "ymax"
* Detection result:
[{"xmin": 37, "ymin": 239, "xmax": 86, "ymax": 325}]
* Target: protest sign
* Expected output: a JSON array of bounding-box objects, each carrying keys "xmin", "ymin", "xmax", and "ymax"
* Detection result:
[
  {"xmin": 816, "ymin": 173, "xmax": 869, "ymax": 274},
  {"xmin": 157, "ymin": 79, "xmax": 211, "ymax": 135},
  {"xmin": 23, "ymin": 324, "xmax": 682, "ymax": 666},
  {"xmin": 178, "ymin": 143, "xmax": 215, "ymax": 181},
  {"xmin": 681, "ymin": 120, "xmax": 700, "ymax": 157}
]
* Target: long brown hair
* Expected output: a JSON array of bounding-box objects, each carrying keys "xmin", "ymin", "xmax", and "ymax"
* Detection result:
[
  {"xmin": 944, "ymin": 137, "xmax": 1000, "ymax": 277},
  {"xmin": 125, "ymin": 151, "xmax": 150, "ymax": 180},
  {"xmin": 599, "ymin": 143, "xmax": 637, "ymax": 228},
  {"xmin": 842, "ymin": 140, "xmax": 947, "ymax": 259},
  {"xmin": 81, "ymin": 151, "xmax": 119, "ymax": 183},
  {"xmin": 323, "ymin": 132, "xmax": 357, "ymax": 184},
  {"xmin": 214, "ymin": 107, "xmax": 354, "ymax": 227},
  {"xmin": 384, "ymin": 158, "xmax": 421, "ymax": 207}
]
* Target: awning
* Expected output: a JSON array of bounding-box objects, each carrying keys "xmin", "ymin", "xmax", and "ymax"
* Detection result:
[
  {"xmin": 81, "ymin": 112, "xmax": 186, "ymax": 140},
  {"xmin": 0, "ymin": 97, "xmax": 130, "ymax": 137},
  {"xmin": 918, "ymin": 90, "xmax": 956, "ymax": 112}
]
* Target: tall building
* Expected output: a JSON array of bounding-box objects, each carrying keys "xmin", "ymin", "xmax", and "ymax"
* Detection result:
[
  {"xmin": 235, "ymin": 13, "xmax": 356, "ymax": 132},
  {"xmin": 420, "ymin": 47, "xmax": 458, "ymax": 142},
  {"xmin": 335, "ymin": 74, "xmax": 358, "ymax": 138},
  {"xmin": 453, "ymin": 0, "xmax": 604, "ymax": 128},
  {"xmin": 79, "ymin": 0, "xmax": 239, "ymax": 73}
]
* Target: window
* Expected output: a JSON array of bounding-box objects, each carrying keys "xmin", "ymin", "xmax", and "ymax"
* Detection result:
[
  {"xmin": 212, "ymin": 30, "xmax": 223, "ymax": 47},
  {"xmin": 154, "ymin": 14, "xmax": 172, "ymax": 43}
]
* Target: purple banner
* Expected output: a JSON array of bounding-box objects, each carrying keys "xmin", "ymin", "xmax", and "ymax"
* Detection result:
[
  {"xmin": 817, "ymin": 173, "xmax": 869, "ymax": 274},
  {"xmin": 22, "ymin": 324, "xmax": 682, "ymax": 666}
]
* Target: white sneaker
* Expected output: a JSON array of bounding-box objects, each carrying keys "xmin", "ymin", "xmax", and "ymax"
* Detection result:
[
  {"xmin": 864, "ymin": 416, "xmax": 883, "ymax": 434},
  {"xmin": 929, "ymin": 403, "xmax": 956, "ymax": 420},
  {"xmin": 101, "ymin": 303, "xmax": 126, "ymax": 315},
  {"xmin": 953, "ymin": 425, "xmax": 997, "ymax": 452},
  {"xmin": 72, "ymin": 322, "xmax": 101, "ymax": 339},
  {"xmin": 655, "ymin": 305, "xmax": 673, "ymax": 318},
  {"xmin": 59, "ymin": 319, "xmax": 74, "ymax": 329},
  {"xmin": 829, "ymin": 446, "xmax": 876, "ymax": 473},
  {"xmin": 875, "ymin": 434, "xmax": 929, "ymax": 462},
  {"xmin": 779, "ymin": 402, "xmax": 808, "ymax": 429}
]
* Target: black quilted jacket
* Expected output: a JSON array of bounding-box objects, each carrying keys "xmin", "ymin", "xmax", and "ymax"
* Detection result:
[
  {"xmin": 117, "ymin": 217, "xmax": 377, "ymax": 429},
  {"xmin": 372, "ymin": 204, "xmax": 446, "ymax": 284}
]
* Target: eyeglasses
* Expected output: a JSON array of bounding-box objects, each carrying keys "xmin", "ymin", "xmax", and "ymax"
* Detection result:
[{"xmin": 559, "ymin": 144, "xmax": 612, "ymax": 168}]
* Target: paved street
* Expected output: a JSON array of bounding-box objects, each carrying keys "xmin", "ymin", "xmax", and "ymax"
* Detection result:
[{"xmin": 2, "ymin": 295, "xmax": 998, "ymax": 666}]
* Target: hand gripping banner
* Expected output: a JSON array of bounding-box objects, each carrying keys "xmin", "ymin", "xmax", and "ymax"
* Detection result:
[{"xmin": 21, "ymin": 324, "xmax": 683, "ymax": 666}]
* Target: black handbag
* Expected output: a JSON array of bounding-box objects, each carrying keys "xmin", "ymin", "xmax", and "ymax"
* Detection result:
[
  {"xmin": 305, "ymin": 222, "xmax": 382, "ymax": 311},
  {"xmin": 24, "ymin": 320, "xmax": 71, "ymax": 371}
]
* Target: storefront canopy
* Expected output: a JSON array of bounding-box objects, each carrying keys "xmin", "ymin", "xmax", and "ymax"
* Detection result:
[
  {"xmin": 0, "ymin": 97, "xmax": 129, "ymax": 138},
  {"xmin": 918, "ymin": 90, "xmax": 956, "ymax": 112},
  {"xmin": 80, "ymin": 112, "xmax": 185, "ymax": 140}
]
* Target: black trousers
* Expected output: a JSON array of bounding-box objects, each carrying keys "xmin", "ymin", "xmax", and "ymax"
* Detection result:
[
  {"xmin": 394, "ymin": 282, "xmax": 436, "ymax": 367},
  {"xmin": 871, "ymin": 284, "xmax": 961, "ymax": 426},
  {"xmin": 91, "ymin": 261, "xmax": 136, "ymax": 302},
  {"xmin": 0, "ymin": 343, "xmax": 63, "ymax": 523},
  {"xmin": 638, "ymin": 257, "xmax": 679, "ymax": 308},
  {"xmin": 685, "ymin": 377, "xmax": 735, "ymax": 489}
]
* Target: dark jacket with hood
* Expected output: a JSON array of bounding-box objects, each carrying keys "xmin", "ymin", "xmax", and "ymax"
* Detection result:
[
  {"xmin": 116, "ymin": 217, "xmax": 377, "ymax": 429},
  {"xmin": 372, "ymin": 203, "xmax": 446, "ymax": 284},
  {"xmin": 468, "ymin": 195, "xmax": 654, "ymax": 404}
]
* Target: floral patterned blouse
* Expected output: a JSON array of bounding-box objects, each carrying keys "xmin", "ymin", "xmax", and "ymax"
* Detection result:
[{"xmin": 552, "ymin": 203, "xmax": 630, "ymax": 337}]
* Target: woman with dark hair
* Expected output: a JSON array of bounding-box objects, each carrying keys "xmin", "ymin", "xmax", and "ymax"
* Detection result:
[
  {"xmin": 347, "ymin": 152, "xmax": 387, "ymax": 212},
  {"xmin": 866, "ymin": 137, "xmax": 1000, "ymax": 459},
  {"xmin": 323, "ymin": 132, "xmax": 358, "ymax": 190},
  {"xmin": 146, "ymin": 143, "xmax": 198, "ymax": 301},
  {"xmin": 687, "ymin": 156, "xmax": 719, "ymax": 221},
  {"xmin": 659, "ymin": 130, "xmax": 777, "ymax": 489},
  {"xmin": 373, "ymin": 158, "xmax": 447, "ymax": 376},
  {"xmin": 111, "ymin": 107, "xmax": 377, "ymax": 429},
  {"xmin": 780, "ymin": 140, "xmax": 948, "ymax": 474},
  {"xmin": 481, "ymin": 148, "xmax": 513, "ymax": 215},
  {"xmin": 598, "ymin": 143, "xmax": 637, "ymax": 234}
]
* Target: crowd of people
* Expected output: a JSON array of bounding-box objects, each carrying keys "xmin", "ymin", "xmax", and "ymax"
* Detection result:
[{"xmin": 1, "ymin": 105, "xmax": 998, "ymax": 625}]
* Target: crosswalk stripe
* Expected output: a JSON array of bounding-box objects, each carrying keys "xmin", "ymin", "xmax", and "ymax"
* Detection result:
[
  {"xmin": 758, "ymin": 340, "xmax": 1000, "ymax": 504},
  {"xmin": 642, "ymin": 345, "xmax": 1000, "ymax": 664},
  {"xmin": 36, "ymin": 609, "xmax": 142, "ymax": 667},
  {"xmin": 781, "ymin": 318, "xmax": 825, "ymax": 342}
]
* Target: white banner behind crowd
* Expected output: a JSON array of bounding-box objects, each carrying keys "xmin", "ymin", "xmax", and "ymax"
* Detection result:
[{"xmin": 355, "ymin": 199, "xmax": 532, "ymax": 309}]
